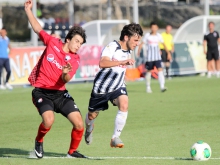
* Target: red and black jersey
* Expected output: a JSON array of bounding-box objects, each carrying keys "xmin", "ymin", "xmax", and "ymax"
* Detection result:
[{"xmin": 28, "ymin": 30, "xmax": 80, "ymax": 90}]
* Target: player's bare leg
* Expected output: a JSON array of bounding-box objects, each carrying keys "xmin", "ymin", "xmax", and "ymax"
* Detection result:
[
  {"xmin": 215, "ymin": 59, "xmax": 220, "ymax": 78},
  {"xmin": 67, "ymin": 111, "xmax": 87, "ymax": 158},
  {"xmin": 165, "ymin": 62, "xmax": 171, "ymax": 79},
  {"xmin": 110, "ymin": 95, "xmax": 128, "ymax": 148},
  {"xmin": 35, "ymin": 111, "xmax": 54, "ymax": 158},
  {"xmin": 207, "ymin": 60, "xmax": 215, "ymax": 78}
]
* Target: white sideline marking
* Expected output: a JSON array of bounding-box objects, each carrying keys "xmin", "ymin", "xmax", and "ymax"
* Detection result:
[{"xmin": 0, "ymin": 156, "xmax": 220, "ymax": 160}]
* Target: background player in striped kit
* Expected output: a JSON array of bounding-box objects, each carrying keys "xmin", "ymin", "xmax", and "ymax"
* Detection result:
[
  {"xmin": 84, "ymin": 23, "xmax": 143, "ymax": 148},
  {"xmin": 138, "ymin": 22, "xmax": 169, "ymax": 93}
]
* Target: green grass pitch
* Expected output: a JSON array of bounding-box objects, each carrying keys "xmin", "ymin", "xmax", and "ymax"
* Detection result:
[{"xmin": 0, "ymin": 76, "xmax": 220, "ymax": 165}]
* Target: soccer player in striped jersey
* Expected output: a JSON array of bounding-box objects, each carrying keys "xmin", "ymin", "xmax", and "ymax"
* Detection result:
[
  {"xmin": 25, "ymin": 0, "xmax": 87, "ymax": 158},
  {"xmin": 84, "ymin": 23, "xmax": 143, "ymax": 148},
  {"xmin": 138, "ymin": 22, "xmax": 169, "ymax": 93}
]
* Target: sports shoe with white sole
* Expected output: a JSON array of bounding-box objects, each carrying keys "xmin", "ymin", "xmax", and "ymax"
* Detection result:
[
  {"xmin": 5, "ymin": 83, "xmax": 13, "ymax": 90},
  {"xmin": 146, "ymin": 88, "xmax": 152, "ymax": 93},
  {"xmin": 161, "ymin": 87, "xmax": 167, "ymax": 93},
  {"xmin": 67, "ymin": 151, "xmax": 87, "ymax": 158},
  {"xmin": 35, "ymin": 141, "xmax": 44, "ymax": 158},
  {"xmin": 84, "ymin": 124, "xmax": 94, "ymax": 145},
  {"xmin": 0, "ymin": 85, "xmax": 6, "ymax": 90},
  {"xmin": 110, "ymin": 137, "xmax": 124, "ymax": 148}
]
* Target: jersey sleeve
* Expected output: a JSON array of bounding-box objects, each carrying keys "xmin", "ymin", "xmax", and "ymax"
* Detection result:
[
  {"xmin": 158, "ymin": 33, "xmax": 164, "ymax": 43},
  {"xmin": 143, "ymin": 33, "xmax": 149, "ymax": 44},
  {"xmin": 101, "ymin": 44, "xmax": 115, "ymax": 59},
  {"xmin": 204, "ymin": 34, "xmax": 207, "ymax": 41},
  {"xmin": 39, "ymin": 30, "xmax": 53, "ymax": 46}
]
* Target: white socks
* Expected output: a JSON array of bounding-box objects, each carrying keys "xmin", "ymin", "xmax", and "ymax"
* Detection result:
[
  {"xmin": 146, "ymin": 71, "xmax": 165, "ymax": 90},
  {"xmin": 158, "ymin": 71, "xmax": 165, "ymax": 89},
  {"xmin": 146, "ymin": 72, "xmax": 151, "ymax": 89},
  {"xmin": 85, "ymin": 113, "xmax": 95, "ymax": 132},
  {"xmin": 112, "ymin": 110, "xmax": 128, "ymax": 139}
]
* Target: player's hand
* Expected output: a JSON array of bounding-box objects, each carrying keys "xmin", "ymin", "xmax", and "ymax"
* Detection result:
[
  {"xmin": 121, "ymin": 59, "xmax": 135, "ymax": 66},
  {"xmin": 62, "ymin": 62, "xmax": 72, "ymax": 74},
  {"xmin": 24, "ymin": 0, "xmax": 33, "ymax": 10}
]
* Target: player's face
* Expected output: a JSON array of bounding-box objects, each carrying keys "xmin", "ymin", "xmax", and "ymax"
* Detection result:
[
  {"xmin": 126, "ymin": 34, "xmax": 142, "ymax": 51},
  {"xmin": 0, "ymin": 29, "xmax": 7, "ymax": 37},
  {"xmin": 209, "ymin": 23, "xmax": 215, "ymax": 31},
  {"xmin": 166, "ymin": 25, "xmax": 172, "ymax": 33},
  {"xmin": 151, "ymin": 25, "xmax": 158, "ymax": 33},
  {"xmin": 67, "ymin": 34, "xmax": 84, "ymax": 53}
]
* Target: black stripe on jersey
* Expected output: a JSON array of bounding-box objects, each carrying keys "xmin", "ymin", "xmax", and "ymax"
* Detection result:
[
  {"xmin": 97, "ymin": 69, "xmax": 113, "ymax": 93},
  {"xmin": 106, "ymin": 72, "xmax": 119, "ymax": 93},
  {"xmin": 113, "ymin": 71, "xmax": 125, "ymax": 91},
  {"xmin": 93, "ymin": 68, "xmax": 104, "ymax": 84}
]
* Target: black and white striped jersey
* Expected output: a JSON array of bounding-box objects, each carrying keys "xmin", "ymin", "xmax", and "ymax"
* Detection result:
[
  {"xmin": 93, "ymin": 40, "xmax": 130, "ymax": 94},
  {"xmin": 143, "ymin": 32, "xmax": 164, "ymax": 62}
]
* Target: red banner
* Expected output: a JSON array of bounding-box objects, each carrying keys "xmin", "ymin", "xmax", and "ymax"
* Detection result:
[{"xmin": 8, "ymin": 45, "xmax": 103, "ymax": 85}]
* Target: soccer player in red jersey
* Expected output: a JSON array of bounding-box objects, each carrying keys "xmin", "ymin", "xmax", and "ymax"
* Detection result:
[{"xmin": 24, "ymin": 0, "xmax": 87, "ymax": 158}]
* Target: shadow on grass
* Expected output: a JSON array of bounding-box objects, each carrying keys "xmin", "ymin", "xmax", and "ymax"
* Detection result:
[{"xmin": 0, "ymin": 148, "xmax": 65, "ymax": 158}]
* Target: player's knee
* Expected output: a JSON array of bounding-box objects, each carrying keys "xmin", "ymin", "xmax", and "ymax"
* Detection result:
[
  {"xmin": 74, "ymin": 121, "xmax": 84, "ymax": 130},
  {"xmin": 43, "ymin": 117, "xmax": 54, "ymax": 128},
  {"xmin": 119, "ymin": 104, "xmax": 128, "ymax": 111}
]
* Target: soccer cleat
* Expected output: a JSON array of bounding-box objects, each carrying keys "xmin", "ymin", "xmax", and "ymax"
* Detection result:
[
  {"xmin": 5, "ymin": 83, "xmax": 13, "ymax": 90},
  {"xmin": 35, "ymin": 141, "xmax": 44, "ymax": 158},
  {"xmin": 161, "ymin": 87, "xmax": 167, "ymax": 93},
  {"xmin": 110, "ymin": 137, "xmax": 124, "ymax": 148},
  {"xmin": 84, "ymin": 124, "xmax": 94, "ymax": 145},
  {"xmin": 67, "ymin": 151, "xmax": 87, "ymax": 158},
  {"xmin": 146, "ymin": 88, "xmax": 152, "ymax": 93},
  {"xmin": 0, "ymin": 85, "xmax": 6, "ymax": 90}
]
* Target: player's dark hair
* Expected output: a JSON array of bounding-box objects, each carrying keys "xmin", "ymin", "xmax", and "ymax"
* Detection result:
[
  {"xmin": 65, "ymin": 26, "xmax": 87, "ymax": 43},
  {"xmin": 1, "ymin": 27, "xmax": 6, "ymax": 30},
  {"xmin": 119, "ymin": 23, "xmax": 143, "ymax": 41},
  {"xmin": 166, "ymin": 24, "xmax": 172, "ymax": 28},
  {"xmin": 150, "ymin": 22, "xmax": 157, "ymax": 27}
]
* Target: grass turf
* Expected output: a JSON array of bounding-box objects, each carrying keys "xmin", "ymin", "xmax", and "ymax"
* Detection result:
[{"xmin": 0, "ymin": 76, "xmax": 219, "ymax": 165}]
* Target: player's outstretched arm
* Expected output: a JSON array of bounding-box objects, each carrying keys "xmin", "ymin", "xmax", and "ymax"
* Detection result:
[
  {"xmin": 99, "ymin": 56, "xmax": 135, "ymax": 68},
  {"xmin": 24, "ymin": 0, "xmax": 42, "ymax": 35}
]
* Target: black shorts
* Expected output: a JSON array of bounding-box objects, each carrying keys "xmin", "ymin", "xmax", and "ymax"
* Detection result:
[
  {"xmin": 161, "ymin": 49, "xmax": 171, "ymax": 62},
  {"xmin": 32, "ymin": 88, "xmax": 79, "ymax": 117},
  {"xmin": 145, "ymin": 60, "xmax": 162, "ymax": 70},
  {"xmin": 88, "ymin": 87, "xmax": 128, "ymax": 112},
  {"xmin": 207, "ymin": 49, "xmax": 219, "ymax": 61}
]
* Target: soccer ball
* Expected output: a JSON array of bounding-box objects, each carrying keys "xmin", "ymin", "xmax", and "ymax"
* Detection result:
[{"xmin": 190, "ymin": 141, "xmax": 211, "ymax": 161}]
